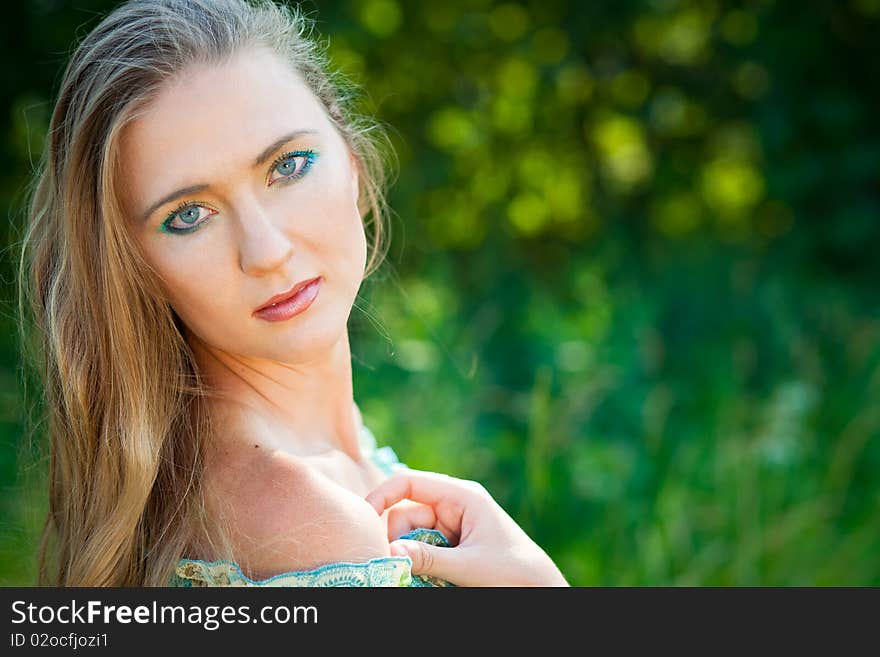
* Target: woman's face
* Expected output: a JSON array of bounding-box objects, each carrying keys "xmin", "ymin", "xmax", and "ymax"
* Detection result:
[{"xmin": 119, "ymin": 47, "xmax": 366, "ymax": 363}]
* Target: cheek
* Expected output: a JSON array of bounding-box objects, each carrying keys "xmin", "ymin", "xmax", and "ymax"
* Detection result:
[
  {"xmin": 150, "ymin": 252, "xmax": 236, "ymax": 333},
  {"xmin": 331, "ymin": 198, "xmax": 367, "ymax": 281},
  {"xmin": 300, "ymin": 174, "xmax": 367, "ymax": 275}
]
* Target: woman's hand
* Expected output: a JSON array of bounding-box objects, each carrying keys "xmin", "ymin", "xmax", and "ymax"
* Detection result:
[{"xmin": 365, "ymin": 468, "xmax": 569, "ymax": 587}]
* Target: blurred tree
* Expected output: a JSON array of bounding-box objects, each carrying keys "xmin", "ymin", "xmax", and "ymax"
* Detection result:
[{"xmin": 1, "ymin": 0, "xmax": 878, "ymax": 585}]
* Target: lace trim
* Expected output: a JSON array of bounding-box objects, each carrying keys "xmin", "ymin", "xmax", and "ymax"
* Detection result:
[
  {"xmin": 172, "ymin": 555, "xmax": 412, "ymax": 587},
  {"xmin": 171, "ymin": 529, "xmax": 454, "ymax": 588}
]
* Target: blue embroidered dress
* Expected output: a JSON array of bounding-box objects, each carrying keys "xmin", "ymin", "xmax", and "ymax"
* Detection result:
[{"xmin": 169, "ymin": 425, "xmax": 454, "ymax": 587}]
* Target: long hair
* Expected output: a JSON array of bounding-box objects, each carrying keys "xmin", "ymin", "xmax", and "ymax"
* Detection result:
[{"xmin": 16, "ymin": 0, "xmax": 393, "ymax": 586}]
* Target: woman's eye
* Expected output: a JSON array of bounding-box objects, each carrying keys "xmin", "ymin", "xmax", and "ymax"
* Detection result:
[
  {"xmin": 267, "ymin": 151, "xmax": 316, "ymax": 186},
  {"xmin": 163, "ymin": 204, "xmax": 216, "ymax": 233}
]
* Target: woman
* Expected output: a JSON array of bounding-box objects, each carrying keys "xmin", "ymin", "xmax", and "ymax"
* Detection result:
[{"xmin": 18, "ymin": 0, "xmax": 566, "ymax": 587}]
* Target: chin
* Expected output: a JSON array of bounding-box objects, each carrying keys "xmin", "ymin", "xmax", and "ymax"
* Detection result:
[{"xmin": 258, "ymin": 312, "xmax": 350, "ymax": 362}]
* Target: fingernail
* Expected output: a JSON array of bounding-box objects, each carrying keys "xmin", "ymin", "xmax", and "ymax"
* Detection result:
[{"xmin": 389, "ymin": 541, "xmax": 410, "ymax": 557}]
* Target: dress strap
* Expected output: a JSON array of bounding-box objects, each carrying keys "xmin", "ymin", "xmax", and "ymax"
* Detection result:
[{"xmin": 360, "ymin": 423, "xmax": 406, "ymax": 477}]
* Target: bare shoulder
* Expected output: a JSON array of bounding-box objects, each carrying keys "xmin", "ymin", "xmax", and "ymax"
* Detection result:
[{"xmin": 202, "ymin": 410, "xmax": 391, "ymax": 580}]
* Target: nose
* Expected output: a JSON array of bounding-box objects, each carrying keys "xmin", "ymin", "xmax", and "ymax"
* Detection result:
[{"xmin": 235, "ymin": 198, "xmax": 295, "ymax": 277}]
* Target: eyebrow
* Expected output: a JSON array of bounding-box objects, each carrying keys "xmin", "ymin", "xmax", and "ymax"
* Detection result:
[{"xmin": 140, "ymin": 129, "xmax": 319, "ymax": 222}]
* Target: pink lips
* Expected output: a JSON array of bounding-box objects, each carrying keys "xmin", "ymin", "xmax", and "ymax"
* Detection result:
[{"xmin": 253, "ymin": 277, "xmax": 321, "ymax": 322}]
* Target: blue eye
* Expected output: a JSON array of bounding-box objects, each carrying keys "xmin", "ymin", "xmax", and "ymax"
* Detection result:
[
  {"xmin": 161, "ymin": 202, "xmax": 216, "ymax": 234},
  {"xmin": 268, "ymin": 149, "xmax": 317, "ymax": 186},
  {"xmin": 157, "ymin": 149, "xmax": 318, "ymax": 236}
]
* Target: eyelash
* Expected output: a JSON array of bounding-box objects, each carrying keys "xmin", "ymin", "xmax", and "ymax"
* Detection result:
[
  {"xmin": 160, "ymin": 149, "xmax": 319, "ymax": 235},
  {"xmin": 267, "ymin": 149, "xmax": 317, "ymax": 187}
]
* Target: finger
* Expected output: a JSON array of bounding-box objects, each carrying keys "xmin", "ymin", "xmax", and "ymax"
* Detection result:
[
  {"xmin": 390, "ymin": 539, "xmax": 460, "ymax": 583},
  {"xmin": 385, "ymin": 501, "xmax": 437, "ymax": 541},
  {"xmin": 365, "ymin": 469, "xmax": 474, "ymax": 515}
]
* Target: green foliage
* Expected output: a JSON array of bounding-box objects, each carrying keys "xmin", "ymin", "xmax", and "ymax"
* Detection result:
[{"xmin": 1, "ymin": 0, "xmax": 878, "ymax": 585}]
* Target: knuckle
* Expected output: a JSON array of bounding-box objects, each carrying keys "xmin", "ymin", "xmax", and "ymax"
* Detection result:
[
  {"xmin": 464, "ymin": 479, "xmax": 488, "ymax": 497},
  {"xmin": 417, "ymin": 543, "xmax": 434, "ymax": 573},
  {"xmin": 390, "ymin": 469, "xmax": 411, "ymax": 483}
]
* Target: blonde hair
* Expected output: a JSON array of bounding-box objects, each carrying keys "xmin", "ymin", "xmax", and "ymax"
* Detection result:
[{"xmin": 17, "ymin": 0, "xmax": 393, "ymax": 586}]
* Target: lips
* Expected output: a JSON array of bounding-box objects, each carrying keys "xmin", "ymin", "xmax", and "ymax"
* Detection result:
[{"xmin": 254, "ymin": 277, "xmax": 321, "ymax": 313}]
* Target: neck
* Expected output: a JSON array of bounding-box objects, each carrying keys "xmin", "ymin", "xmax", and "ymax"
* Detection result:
[{"xmin": 188, "ymin": 328, "xmax": 363, "ymax": 461}]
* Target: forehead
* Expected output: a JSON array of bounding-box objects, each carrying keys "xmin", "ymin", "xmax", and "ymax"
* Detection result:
[{"xmin": 119, "ymin": 47, "xmax": 330, "ymax": 195}]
